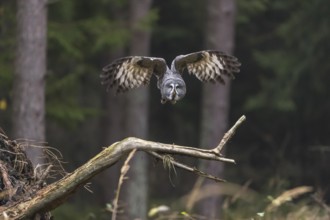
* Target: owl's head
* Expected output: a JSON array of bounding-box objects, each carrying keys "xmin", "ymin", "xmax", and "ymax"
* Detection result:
[{"xmin": 160, "ymin": 77, "xmax": 186, "ymax": 104}]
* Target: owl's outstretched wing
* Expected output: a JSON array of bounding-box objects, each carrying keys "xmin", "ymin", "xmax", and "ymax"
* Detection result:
[
  {"xmin": 173, "ymin": 50, "xmax": 241, "ymax": 84},
  {"xmin": 101, "ymin": 56, "xmax": 167, "ymax": 93}
]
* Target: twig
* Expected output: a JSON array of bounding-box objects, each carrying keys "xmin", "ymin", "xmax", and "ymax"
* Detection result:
[
  {"xmin": 311, "ymin": 192, "xmax": 330, "ymax": 215},
  {"xmin": 266, "ymin": 186, "xmax": 313, "ymax": 212},
  {"xmin": 112, "ymin": 149, "xmax": 137, "ymax": 220},
  {"xmin": 186, "ymin": 177, "xmax": 204, "ymax": 212},
  {"xmin": 35, "ymin": 165, "xmax": 53, "ymax": 187},
  {"xmin": 213, "ymin": 115, "xmax": 246, "ymax": 155},
  {"xmin": 0, "ymin": 162, "xmax": 14, "ymax": 200},
  {"xmin": 147, "ymin": 151, "xmax": 225, "ymax": 182}
]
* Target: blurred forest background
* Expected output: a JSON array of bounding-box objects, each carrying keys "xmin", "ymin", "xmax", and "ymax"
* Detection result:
[{"xmin": 0, "ymin": 0, "xmax": 330, "ymax": 219}]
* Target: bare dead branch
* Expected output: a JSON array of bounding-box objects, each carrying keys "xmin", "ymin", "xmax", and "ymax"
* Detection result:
[
  {"xmin": 266, "ymin": 186, "xmax": 314, "ymax": 212},
  {"xmin": 35, "ymin": 165, "xmax": 53, "ymax": 187},
  {"xmin": 213, "ymin": 115, "xmax": 246, "ymax": 155},
  {"xmin": 0, "ymin": 115, "xmax": 246, "ymax": 219},
  {"xmin": 311, "ymin": 191, "xmax": 330, "ymax": 215},
  {"xmin": 147, "ymin": 151, "xmax": 225, "ymax": 182},
  {"xmin": 112, "ymin": 149, "xmax": 137, "ymax": 220},
  {"xmin": 0, "ymin": 162, "xmax": 14, "ymax": 201}
]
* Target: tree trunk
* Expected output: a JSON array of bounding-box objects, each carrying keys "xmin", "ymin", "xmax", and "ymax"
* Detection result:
[
  {"xmin": 198, "ymin": 0, "xmax": 237, "ymax": 218},
  {"xmin": 97, "ymin": 1, "xmax": 129, "ymax": 205},
  {"xmin": 122, "ymin": 0, "xmax": 152, "ymax": 219},
  {"xmin": 98, "ymin": 48, "xmax": 126, "ymax": 204},
  {"xmin": 12, "ymin": 0, "xmax": 47, "ymax": 167}
]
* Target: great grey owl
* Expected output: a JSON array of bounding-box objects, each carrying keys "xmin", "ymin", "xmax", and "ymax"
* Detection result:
[{"xmin": 100, "ymin": 50, "xmax": 241, "ymax": 104}]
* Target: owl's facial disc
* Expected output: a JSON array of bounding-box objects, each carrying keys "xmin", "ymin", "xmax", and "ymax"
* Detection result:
[{"xmin": 161, "ymin": 79, "xmax": 186, "ymax": 104}]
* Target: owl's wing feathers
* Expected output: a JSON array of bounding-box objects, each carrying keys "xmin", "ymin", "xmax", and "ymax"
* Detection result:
[
  {"xmin": 174, "ymin": 50, "xmax": 241, "ymax": 84},
  {"xmin": 100, "ymin": 56, "xmax": 167, "ymax": 93}
]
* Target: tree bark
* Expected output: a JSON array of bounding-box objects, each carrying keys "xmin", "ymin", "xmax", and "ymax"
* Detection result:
[
  {"xmin": 122, "ymin": 0, "xmax": 152, "ymax": 219},
  {"xmin": 98, "ymin": 1, "xmax": 128, "ymax": 204},
  {"xmin": 12, "ymin": 0, "xmax": 47, "ymax": 167},
  {"xmin": 99, "ymin": 48, "xmax": 126, "ymax": 204},
  {"xmin": 198, "ymin": 0, "xmax": 237, "ymax": 218}
]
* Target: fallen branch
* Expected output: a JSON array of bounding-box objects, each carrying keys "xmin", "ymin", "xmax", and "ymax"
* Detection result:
[{"xmin": 0, "ymin": 115, "xmax": 246, "ymax": 219}]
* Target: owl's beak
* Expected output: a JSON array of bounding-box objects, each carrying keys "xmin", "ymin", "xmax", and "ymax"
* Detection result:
[
  {"xmin": 170, "ymin": 84, "xmax": 180, "ymax": 104},
  {"xmin": 170, "ymin": 83, "xmax": 176, "ymax": 100}
]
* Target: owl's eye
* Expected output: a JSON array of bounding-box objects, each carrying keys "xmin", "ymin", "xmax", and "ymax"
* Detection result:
[{"xmin": 166, "ymin": 84, "xmax": 172, "ymax": 89}]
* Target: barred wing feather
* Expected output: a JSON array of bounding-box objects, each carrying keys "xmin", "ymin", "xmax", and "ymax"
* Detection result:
[
  {"xmin": 174, "ymin": 50, "xmax": 241, "ymax": 84},
  {"xmin": 101, "ymin": 56, "xmax": 167, "ymax": 93}
]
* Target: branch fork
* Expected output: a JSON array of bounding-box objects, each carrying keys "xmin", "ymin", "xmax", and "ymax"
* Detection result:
[{"xmin": 0, "ymin": 115, "xmax": 246, "ymax": 219}]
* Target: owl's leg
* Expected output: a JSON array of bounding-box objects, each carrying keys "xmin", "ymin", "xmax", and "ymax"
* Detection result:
[{"xmin": 161, "ymin": 99, "xmax": 167, "ymax": 104}]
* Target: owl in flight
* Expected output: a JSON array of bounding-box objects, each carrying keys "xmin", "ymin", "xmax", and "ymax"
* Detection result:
[{"xmin": 100, "ymin": 50, "xmax": 241, "ymax": 104}]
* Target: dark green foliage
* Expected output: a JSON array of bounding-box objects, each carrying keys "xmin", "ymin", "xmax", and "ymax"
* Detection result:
[
  {"xmin": 232, "ymin": 0, "xmax": 330, "ymax": 193},
  {"xmin": 1, "ymin": 0, "xmax": 330, "ymax": 217},
  {"xmin": 0, "ymin": 1, "xmax": 15, "ymax": 130},
  {"xmin": 0, "ymin": 1, "xmax": 15, "ymax": 98},
  {"xmin": 244, "ymin": 0, "xmax": 330, "ymax": 113},
  {"xmin": 46, "ymin": 0, "xmax": 131, "ymax": 128}
]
